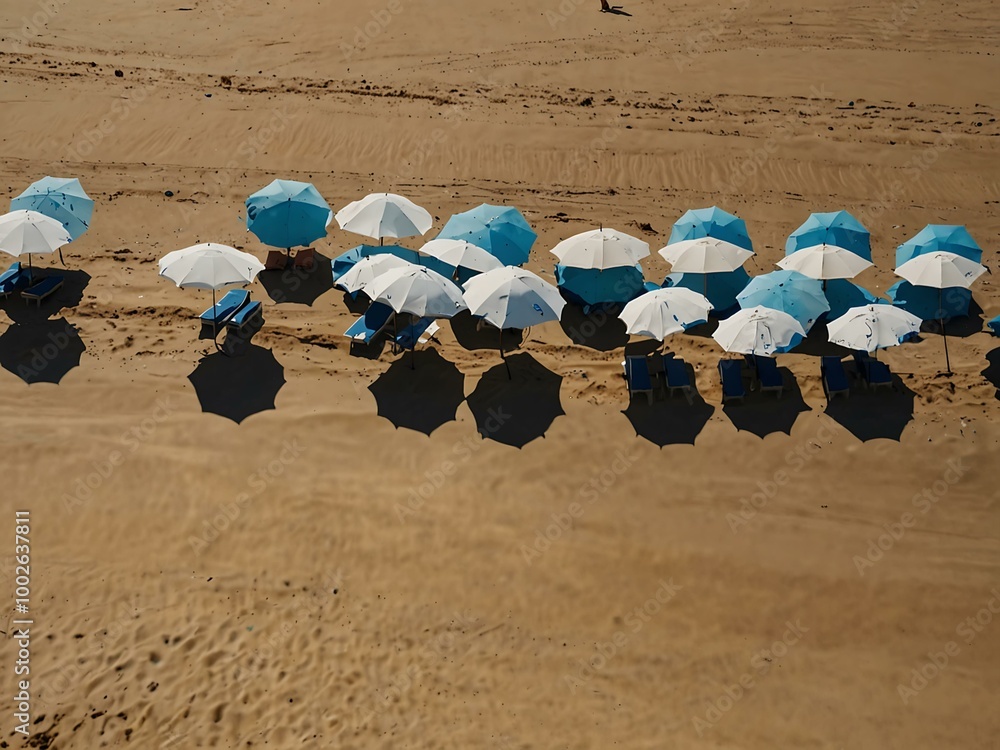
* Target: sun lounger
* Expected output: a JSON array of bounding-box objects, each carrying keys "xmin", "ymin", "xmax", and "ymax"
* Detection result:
[
  {"xmin": 293, "ymin": 247, "xmax": 316, "ymax": 271},
  {"xmin": 719, "ymin": 359, "xmax": 746, "ymax": 403},
  {"xmin": 853, "ymin": 351, "xmax": 893, "ymax": 391},
  {"xmin": 0, "ymin": 262, "xmax": 31, "ymax": 298},
  {"xmin": 199, "ymin": 289, "xmax": 250, "ymax": 331},
  {"xmin": 227, "ymin": 299, "xmax": 262, "ymax": 335},
  {"xmin": 987, "ymin": 314, "xmax": 1000, "ymax": 336},
  {"xmin": 754, "ymin": 356, "xmax": 784, "ymax": 398},
  {"xmin": 344, "ymin": 301, "xmax": 395, "ymax": 347},
  {"xmin": 395, "ymin": 318, "xmax": 440, "ymax": 351},
  {"xmin": 625, "ymin": 355, "xmax": 654, "ymax": 405},
  {"xmin": 264, "ymin": 250, "xmax": 287, "ymax": 270},
  {"xmin": 21, "ymin": 275, "xmax": 63, "ymax": 306},
  {"xmin": 661, "ymin": 355, "xmax": 692, "ymax": 396},
  {"xmin": 821, "ymin": 356, "xmax": 850, "ymax": 401}
]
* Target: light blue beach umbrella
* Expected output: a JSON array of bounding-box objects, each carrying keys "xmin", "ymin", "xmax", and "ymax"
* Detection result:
[
  {"xmin": 668, "ymin": 206, "xmax": 753, "ymax": 252},
  {"xmin": 895, "ymin": 225, "xmax": 982, "ymax": 267},
  {"xmin": 887, "ymin": 280, "xmax": 971, "ymax": 322},
  {"xmin": 662, "ymin": 266, "xmax": 752, "ymax": 317},
  {"xmin": 555, "ymin": 264, "xmax": 645, "ymax": 310},
  {"xmin": 11, "ymin": 177, "xmax": 93, "ymax": 241},
  {"xmin": 245, "ymin": 179, "xmax": 333, "ymax": 251},
  {"xmin": 786, "ymin": 211, "xmax": 872, "ymax": 262},
  {"xmin": 823, "ymin": 279, "xmax": 882, "ymax": 321},
  {"xmin": 438, "ymin": 204, "xmax": 537, "ymax": 266},
  {"xmin": 737, "ymin": 270, "xmax": 830, "ymax": 332}
]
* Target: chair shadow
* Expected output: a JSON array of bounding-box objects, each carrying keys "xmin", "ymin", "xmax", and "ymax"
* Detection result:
[
  {"xmin": 1, "ymin": 269, "xmax": 91, "ymax": 324},
  {"xmin": 367, "ymin": 348, "xmax": 466, "ymax": 435},
  {"xmin": 559, "ymin": 303, "xmax": 629, "ymax": 351},
  {"xmin": 450, "ymin": 311, "xmax": 525, "ymax": 352},
  {"xmin": 824, "ymin": 373, "xmax": 916, "ymax": 441},
  {"xmin": 622, "ymin": 369, "xmax": 714, "ymax": 446},
  {"xmin": 0, "ymin": 317, "xmax": 86, "ymax": 384},
  {"xmin": 258, "ymin": 252, "xmax": 333, "ymax": 306},
  {"xmin": 722, "ymin": 367, "xmax": 811, "ymax": 437},
  {"xmin": 187, "ymin": 345, "xmax": 286, "ymax": 424},
  {"xmin": 467, "ymin": 353, "xmax": 564, "ymax": 448}
]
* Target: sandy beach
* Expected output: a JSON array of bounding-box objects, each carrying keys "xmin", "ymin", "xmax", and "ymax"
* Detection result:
[{"xmin": 1, "ymin": 0, "xmax": 999, "ymax": 747}]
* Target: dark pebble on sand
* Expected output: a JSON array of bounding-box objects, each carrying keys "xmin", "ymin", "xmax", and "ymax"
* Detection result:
[
  {"xmin": 164, "ymin": 190, "xmax": 174, "ymax": 197},
  {"xmin": 114, "ymin": 69, "xmax": 123, "ymax": 77}
]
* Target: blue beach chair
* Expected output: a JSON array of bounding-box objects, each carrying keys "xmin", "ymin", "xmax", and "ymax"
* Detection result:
[
  {"xmin": 625, "ymin": 356, "xmax": 654, "ymax": 404},
  {"xmin": 821, "ymin": 356, "xmax": 850, "ymax": 401},
  {"xmin": 754, "ymin": 356, "xmax": 784, "ymax": 398},
  {"xmin": 21, "ymin": 275, "xmax": 64, "ymax": 306},
  {"xmin": 227, "ymin": 299, "xmax": 263, "ymax": 335},
  {"xmin": 395, "ymin": 318, "xmax": 439, "ymax": 351},
  {"xmin": 853, "ymin": 351, "xmax": 892, "ymax": 391},
  {"xmin": 719, "ymin": 359, "xmax": 746, "ymax": 403},
  {"xmin": 199, "ymin": 289, "xmax": 249, "ymax": 332},
  {"xmin": 344, "ymin": 301, "xmax": 395, "ymax": 348},
  {"xmin": 0, "ymin": 262, "xmax": 31, "ymax": 298},
  {"xmin": 662, "ymin": 355, "xmax": 692, "ymax": 396}
]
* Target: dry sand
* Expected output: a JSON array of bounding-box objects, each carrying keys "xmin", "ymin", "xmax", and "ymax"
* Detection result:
[{"xmin": 1, "ymin": 0, "xmax": 1000, "ymax": 747}]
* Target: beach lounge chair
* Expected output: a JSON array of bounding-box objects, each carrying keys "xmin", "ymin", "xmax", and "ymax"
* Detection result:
[
  {"xmin": 21, "ymin": 275, "xmax": 63, "ymax": 306},
  {"xmin": 293, "ymin": 248, "xmax": 316, "ymax": 271},
  {"xmin": 344, "ymin": 301, "xmax": 395, "ymax": 348},
  {"xmin": 264, "ymin": 250, "xmax": 287, "ymax": 270},
  {"xmin": 821, "ymin": 356, "xmax": 850, "ymax": 401},
  {"xmin": 987, "ymin": 314, "xmax": 1000, "ymax": 336},
  {"xmin": 754, "ymin": 356, "xmax": 784, "ymax": 398},
  {"xmin": 625, "ymin": 355, "xmax": 654, "ymax": 405},
  {"xmin": 0, "ymin": 262, "xmax": 31, "ymax": 298},
  {"xmin": 719, "ymin": 359, "xmax": 746, "ymax": 403},
  {"xmin": 199, "ymin": 289, "xmax": 250, "ymax": 332},
  {"xmin": 396, "ymin": 318, "xmax": 440, "ymax": 351},
  {"xmin": 227, "ymin": 299, "xmax": 263, "ymax": 335},
  {"xmin": 661, "ymin": 355, "xmax": 692, "ymax": 396},
  {"xmin": 853, "ymin": 350, "xmax": 893, "ymax": 391}
]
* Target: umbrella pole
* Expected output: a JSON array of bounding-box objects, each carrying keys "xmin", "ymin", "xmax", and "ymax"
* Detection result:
[
  {"xmin": 213, "ymin": 288, "xmax": 219, "ymax": 339},
  {"xmin": 501, "ymin": 327, "xmax": 511, "ymax": 379},
  {"xmin": 940, "ymin": 289, "xmax": 950, "ymax": 374}
]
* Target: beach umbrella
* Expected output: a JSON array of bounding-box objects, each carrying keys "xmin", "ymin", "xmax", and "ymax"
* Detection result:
[
  {"xmin": 663, "ymin": 266, "xmax": 751, "ymax": 316},
  {"xmin": 332, "ymin": 244, "xmax": 452, "ymax": 282},
  {"xmin": 418, "ymin": 238, "xmax": 503, "ymax": 278},
  {"xmin": 660, "ymin": 236, "xmax": 753, "ymax": 300},
  {"xmin": 245, "ymin": 179, "xmax": 333, "ymax": 252},
  {"xmin": 777, "ymin": 243, "xmax": 872, "ymax": 281},
  {"xmin": 334, "ymin": 254, "xmax": 417, "ymax": 294},
  {"xmin": 158, "ymin": 243, "xmax": 264, "ymax": 332},
  {"xmin": 713, "ymin": 306, "xmax": 805, "ymax": 357},
  {"xmin": 438, "ymin": 204, "xmax": 537, "ymax": 266},
  {"xmin": 668, "ymin": 206, "xmax": 753, "ymax": 252},
  {"xmin": 551, "ymin": 228, "xmax": 650, "ymax": 270},
  {"xmin": 827, "ymin": 304, "xmax": 922, "ymax": 354},
  {"xmin": 619, "ymin": 287, "xmax": 713, "ymax": 342},
  {"xmin": 823, "ymin": 279, "xmax": 882, "ymax": 321},
  {"xmin": 895, "ymin": 251, "xmax": 987, "ymax": 372},
  {"xmin": 11, "ymin": 177, "xmax": 93, "ymax": 242},
  {"xmin": 555, "ymin": 264, "xmax": 646, "ymax": 309},
  {"xmin": 737, "ymin": 270, "xmax": 830, "ymax": 332},
  {"xmin": 896, "ymin": 224, "xmax": 982, "ymax": 267},
  {"xmin": 335, "ymin": 192, "xmax": 433, "ymax": 244},
  {"xmin": 786, "ymin": 211, "xmax": 871, "ymax": 261},
  {"xmin": 0, "ymin": 210, "xmax": 72, "ymax": 274},
  {"xmin": 887, "ymin": 281, "xmax": 970, "ymax": 322},
  {"xmin": 365, "ymin": 264, "xmax": 466, "ymax": 319}
]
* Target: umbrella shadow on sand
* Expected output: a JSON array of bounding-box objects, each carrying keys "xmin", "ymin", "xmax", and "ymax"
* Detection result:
[
  {"xmin": 1, "ymin": 269, "xmax": 91, "ymax": 324},
  {"xmin": 258, "ymin": 252, "xmax": 333, "ymax": 306},
  {"xmin": 0, "ymin": 317, "xmax": 86, "ymax": 384},
  {"xmin": 983, "ymin": 348, "xmax": 1000, "ymax": 400},
  {"xmin": 450, "ymin": 311, "xmax": 525, "ymax": 352},
  {"xmin": 368, "ymin": 349, "xmax": 466, "ymax": 435},
  {"xmin": 559, "ymin": 303, "xmax": 629, "ymax": 352},
  {"xmin": 188, "ymin": 346, "xmax": 286, "ymax": 423},
  {"xmin": 824, "ymin": 373, "xmax": 916, "ymax": 441},
  {"xmin": 723, "ymin": 367, "xmax": 811, "ymax": 437},
  {"xmin": 622, "ymin": 379, "xmax": 715, "ymax": 447},
  {"xmin": 467, "ymin": 353, "xmax": 564, "ymax": 448}
]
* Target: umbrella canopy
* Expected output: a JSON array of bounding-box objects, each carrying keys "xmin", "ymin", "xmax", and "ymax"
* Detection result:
[
  {"xmin": 0, "ymin": 210, "xmax": 72, "ymax": 261},
  {"xmin": 419, "ymin": 238, "xmax": 504, "ymax": 275},
  {"xmin": 550, "ymin": 228, "xmax": 650, "ymax": 270},
  {"xmin": 662, "ymin": 267, "xmax": 751, "ymax": 315},
  {"xmin": 786, "ymin": 211, "xmax": 872, "ymax": 261},
  {"xmin": 159, "ymin": 243, "xmax": 264, "ymax": 290},
  {"xmin": 659, "ymin": 237, "xmax": 753, "ymax": 274},
  {"xmin": 463, "ymin": 266, "xmax": 565, "ymax": 330},
  {"xmin": 777, "ymin": 243, "xmax": 873, "ymax": 280},
  {"xmin": 335, "ymin": 192, "xmax": 433, "ymax": 241},
  {"xmin": 245, "ymin": 179, "xmax": 333, "ymax": 249},
  {"xmin": 555, "ymin": 264, "xmax": 645, "ymax": 309},
  {"xmin": 737, "ymin": 270, "xmax": 830, "ymax": 332},
  {"xmin": 887, "ymin": 280, "xmax": 971, "ymax": 322},
  {"xmin": 334, "ymin": 254, "xmax": 418, "ymax": 294},
  {"xmin": 823, "ymin": 278, "xmax": 882, "ymax": 321},
  {"xmin": 619, "ymin": 287, "xmax": 713, "ymax": 340},
  {"xmin": 713, "ymin": 306, "xmax": 805, "ymax": 356},
  {"xmin": 438, "ymin": 203, "xmax": 537, "ymax": 266},
  {"xmin": 827, "ymin": 304, "xmax": 922, "ymax": 352},
  {"xmin": 668, "ymin": 206, "xmax": 753, "ymax": 252},
  {"xmin": 366, "ymin": 264, "xmax": 466, "ymax": 318},
  {"xmin": 896, "ymin": 224, "xmax": 982, "ymax": 267},
  {"xmin": 11, "ymin": 177, "xmax": 93, "ymax": 241},
  {"xmin": 331, "ymin": 244, "xmax": 453, "ymax": 282},
  {"xmin": 895, "ymin": 251, "xmax": 986, "ymax": 289}
]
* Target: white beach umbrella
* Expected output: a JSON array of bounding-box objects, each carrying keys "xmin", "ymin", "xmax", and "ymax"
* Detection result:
[
  {"xmin": 552, "ymin": 228, "xmax": 650, "ymax": 270},
  {"xmin": 712, "ymin": 306, "xmax": 805, "ymax": 356},
  {"xmin": 335, "ymin": 193, "xmax": 433, "ymax": 243},
  {"xmin": 618, "ymin": 287, "xmax": 713, "ymax": 341},
  {"xmin": 827, "ymin": 304, "xmax": 921, "ymax": 353},
  {"xmin": 659, "ymin": 237, "xmax": 753, "ymax": 274},
  {"xmin": 335, "ymin": 254, "xmax": 417, "ymax": 294},
  {"xmin": 462, "ymin": 266, "xmax": 565, "ymax": 330},
  {"xmin": 777, "ymin": 243, "xmax": 873, "ymax": 280},
  {"xmin": 419, "ymin": 238, "xmax": 504, "ymax": 275},
  {"xmin": 365, "ymin": 264, "xmax": 466, "ymax": 318},
  {"xmin": 0, "ymin": 209, "xmax": 72, "ymax": 272}
]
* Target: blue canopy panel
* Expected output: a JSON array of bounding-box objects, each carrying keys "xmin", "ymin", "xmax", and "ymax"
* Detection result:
[
  {"xmin": 667, "ymin": 206, "xmax": 753, "ymax": 252},
  {"xmin": 822, "ymin": 279, "xmax": 882, "ymax": 321},
  {"xmin": 736, "ymin": 270, "xmax": 829, "ymax": 333},
  {"xmin": 895, "ymin": 224, "xmax": 983, "ymax": 267},
  {"xmin": 887, "ymin": 280, "xmax": 971, "ymax": 322},
  {"xmin": 245, "ymin": 179, "xmax": 332, "ymax": 249},
  {"xmin": 555, "ymin": 264, "xmax": 645, "ymax": 309},
  {"xmin": 988, "ymin": 315, "xmax": 1000, "ymax": 336},
  {"xmin": 437, "ymin": 204, "xmax": 537, "ymax": 266},
  {"xmin": 662, "ymin": 266, "xmax": 751, "ymax": 317},
  {"xmin": 331, "ymin": 244, "xmax": 453, "ymax": 282},
  {"xmin": 785, "ymin": 210, "xmax": 872, "ymax": 262},
  {"xmin": 11, "ymin": 176, "xmax": 94, "ymax": 241}
]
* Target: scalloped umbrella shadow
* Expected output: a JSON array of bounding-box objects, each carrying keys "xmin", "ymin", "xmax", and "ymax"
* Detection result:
[
  {"xmin": 824, "ymin": 373, "xmax": 916, "ymax": 441},
  {"xmin": 722, "ymin": 367, "xmax": 811, "ymax": 438},
  {"xmin": 0, "ymin": 317, "xmax": 85, "ymax": 384},
  {"xmin": 187, "ymin": 346, "xmax": 286, "ymax": 423},
  {"xmin": 467, "ymin": 353, "xmax": 564, "ymax": 448},
  {"xmin": 622, "ymin": 382, "xmax": 714, "ymax": 446},
  {"xmin": 367, "ymin": 349, "xmax": 466, "ymax": 435}
]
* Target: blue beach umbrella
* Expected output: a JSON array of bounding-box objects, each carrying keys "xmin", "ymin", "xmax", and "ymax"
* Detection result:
[
  {"xmin": 887, "ymin": 280, "xmax": 971, "ymax": 322},
  {"xmin": 737, "ymin": 270, "xmax": 830, "ymax": 332},
  {"xmin": 245, "ymin": 179, "xmax": 333, "ymax": 251},
  {"xmin": 438, "ymin": 204, "xmax": 537, "ymax": 266},
  {"xmin": 11, "ymin": 177, "xmax": 93, "ymax": 241},
  {"xmin": 823, "ymin": 278, "xmax": 882, "ymax": 321},
  {"xmin": 662, "ymin": 266, "xmax": 751, "ymax": 317},
  {"xmin": 786, "ymin": 211, "xmax": 872, "ymax": 262},
  {"xmin": 896, "ymin": 225, "xmax": 982, "ymax": 267},
  {"xmin": 555, "ymin": 264, "xmax": 645, "ymax": 310},
  {"xmin": 668, "ymin": 206, "xmax": 753, "ymax": 252}
]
